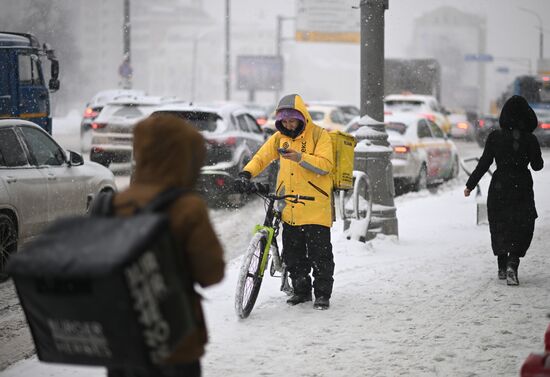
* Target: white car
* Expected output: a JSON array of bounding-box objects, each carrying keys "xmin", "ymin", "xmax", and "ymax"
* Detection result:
[
  {"xmin": 345, "ymin": 113, "xmax": 459, "ymax": 191},
  {"xmin": 0, "ymin": 119, "xmax": 116, "ymax": 280},
  {"xmin": 89, "ymin": 95, "xmax": 182, "ymax": 170},
  {"xmin": 384, "ymin": 93, "xmax": 451, "ymax": 135},
  {"xmin": 80, "ymin": 89, "xmax": 147, "ymax": 152}
]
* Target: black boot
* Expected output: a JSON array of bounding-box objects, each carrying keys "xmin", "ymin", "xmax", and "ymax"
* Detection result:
[
  {"xmin": 506, "ymin": 262, "xmax": 519, "ymax": 286},
  {"xmin": 497, "ymin": 255, "xmax": 507, "ymax": 280},
  {"xmin": 286, "ymin": 292, "xmax": 312, "ymax": 306},
  {"xmin": 313, "ymin": 296, "xmax": 330, "ymax": 310}
]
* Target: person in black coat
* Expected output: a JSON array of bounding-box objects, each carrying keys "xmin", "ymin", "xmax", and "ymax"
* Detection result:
[{"xmin": 464, "ymin": 95, "xmax": 543, "ymax": 285}]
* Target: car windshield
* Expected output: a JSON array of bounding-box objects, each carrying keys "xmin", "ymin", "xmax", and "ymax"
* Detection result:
[
  {"xmin": 385, "ymin": 122, "xmax": 408, "ymax": 135},
  {"xmin": 309, "ymin": 111, "xmax": 325, "ymax": 121},
  {"xmin": 385, "ymin": 100, "xmax": 425, "ymax": 112},
  {"xmin": 101, "ymin": 104, "xmax": 155, "ymax": 120},
  {"xmin": 157, "ymin": 111, "xmax": 224, "ymax": 133}
]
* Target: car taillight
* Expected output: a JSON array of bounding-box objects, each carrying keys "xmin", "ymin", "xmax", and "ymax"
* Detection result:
[
  {"xmin": 257, "ymin": 117, "xmax": 267, "ymax": 126},
  {"xmin": 208, "ymin": 137, "xmax": 237, "ymax": 147},
  {"xmin": 393, "ymin": 145, "xmax": 410, "ymax": 154},
  {"xmin": 422, "ymin": 113, "xmax": 436, "ymax": 122},
  {"xmin": 83, "ymin": 107, "xmax": 99, "ymax": 118},
  {"xmin": 478, "ymin": 120, "xmax": 485, "ymax": 128},
  {"xmin": 540, "ymin": 123, "xmax": 550, "ymax": 129},
  {"xmin": 91, "ymin": 122, "xmax": 107, "ymax": 129},
  {"xmin": 215, "ymin": 177, "xmax": 226, "ymax": 187},
  {"xmin": 457, "ymin": 122, "xmax": 469, "ymax": 130}
]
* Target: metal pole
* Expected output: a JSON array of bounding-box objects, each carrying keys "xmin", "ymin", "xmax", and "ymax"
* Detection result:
[
  {"xmin": 519, "ymin": 7, "xmax": 543, "ymax": 59},
  {"xmin": 356, "ymin": 0, "xmax": 398, "ymax": 238},
  {"xmin": 191, "ymin": 37, "xmax": 198, "ymax": 101},
  {"xmin": 225, "ymin": 0, "xmax": 231, "ymax": 101},
  {"xmin": 123, "ymin": 0, "xmax": 131, "ymax": 89},
  {"xmin": 275, "ymin": 15, "xmax": 283, "ymax": 101},
  {"xmin": 360, "ymin": 0, "xmax": 386, "ymax": 121},
  {"xmin": 540, "ymin": 27, "xmax": 544, "ymax": 59}
]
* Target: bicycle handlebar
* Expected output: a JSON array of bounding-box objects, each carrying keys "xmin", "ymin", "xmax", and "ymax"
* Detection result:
[{"xmin": 246, "ymin": 183, "xmax": 315, "ymax": 202}]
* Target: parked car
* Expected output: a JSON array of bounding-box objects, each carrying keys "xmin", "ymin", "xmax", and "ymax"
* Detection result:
[
  {"xmin": 80, "ymin": 89, "xmax": 146, "ymax": 152},
  {"xmin": 345, "ymin": 112, "xmax": 459, "ymax": 191},
  {"xmin": 533, "ymin": 108, "xmax": 550, "ymax": 147},
  {"xmin": 242, "ymin": 103, "xmax": 270, "ymax": 127},
  {"xmin": 306, "ymin": 104, "xmax": 348, "ymax": 131},
  {"xmin": 448, "ymin": 113, "xmax": 476, "ymax": 141},
  {"xmin": 306, "ymin": 101, "xmax": 360, "ymax": 123},
  {"xmin": 89, "ymin": 95, "xmax": 181, "ymax": 171},
  {"xmin": 474, "ymin": 115, "xmax": 499, "ymax": 147},
  {"xmin": 384, "ymin": 93, "xmax": 451, "ymax": 135},
  {"xmin": 151, "ymin": 102, "xmax": 276, "ymax": 207},
  {"xmin": 0, "ymin": 119, "xmax": 116, "ymax": 281}
]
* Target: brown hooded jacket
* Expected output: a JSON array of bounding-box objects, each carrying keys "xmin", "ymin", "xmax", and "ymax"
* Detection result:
[{"xmin": 113, "ymin": 114, "xmax": 225, "ymax": 363}]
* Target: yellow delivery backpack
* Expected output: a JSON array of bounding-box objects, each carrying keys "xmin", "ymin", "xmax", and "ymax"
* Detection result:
[
  {"xmin": 274, "ymin": 125, "xmax": 357, "ymax": 191},
  {"xmin": 311, "ymin": 126, "xmax": 357, "ymax": 191}
]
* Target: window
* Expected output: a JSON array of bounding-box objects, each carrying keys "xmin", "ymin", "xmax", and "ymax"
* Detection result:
[
  {"xmin": 18, "ymin": 54, "xmax": 42, "ymax": 86},
  {"xmin": 159, "ymin": 111, "xmax": 222, "ymax": 133},
  {"xmin": 236, "ymin": 115, "xmax": 251, "ymax": 132},
  {"xmin": 20, "ymin": 127, "xmax": 65, "ymax": 166},
  {"xmin": 0, "ymin": 128, "xmax": 28, "ymax": 167},
  {"xmin": 309, "ymin": 111, "xmax": 325, "ymax": 122},
  {"xmin": 428, "ymin": 121, "xmax": 444, "ymax": 138},
  {"xmin": 330, "ymin": 110, "xmax": 345, "ymax": 124},
  {"xmin": 385, "ymin": 122, "xmax": 407, "ymax": 135},
  {"xmin": 417, "ymin": 120, "xmax": 432, "ymax": 138},
  {"xmin": 244, "ymin": 115, "xmax": 263, "ymax": 134}
]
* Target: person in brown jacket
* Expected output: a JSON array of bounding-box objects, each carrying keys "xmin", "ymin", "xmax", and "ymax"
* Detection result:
[{"xmin": 107, "ymin": 114, "xmax": 225, "ymax": 377}]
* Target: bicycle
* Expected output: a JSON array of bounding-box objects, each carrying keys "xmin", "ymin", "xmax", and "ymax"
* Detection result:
[{"xmin": 234, "ymin": 183, "xmax": 314, "ymax": 319}]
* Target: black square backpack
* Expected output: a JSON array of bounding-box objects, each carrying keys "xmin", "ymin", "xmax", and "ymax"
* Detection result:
[{"xmin": 7, "ymin": 188, "xmax": 195, "ymax": 368}]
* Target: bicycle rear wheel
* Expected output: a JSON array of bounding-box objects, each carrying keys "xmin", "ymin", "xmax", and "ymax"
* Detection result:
[{"xmin": 235, "ymin": 231, "xmax": 268, "ymax": 318}]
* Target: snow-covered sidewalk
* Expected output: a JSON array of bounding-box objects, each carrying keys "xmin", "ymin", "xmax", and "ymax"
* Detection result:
[{"xmin": 3, "ymin": 164, "xmax": 550, "ymax": 377}]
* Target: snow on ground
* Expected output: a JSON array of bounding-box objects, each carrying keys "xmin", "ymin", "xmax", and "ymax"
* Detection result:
[{"xmin": 2, "ymin": 118, "xmax": 549, "ymax": 376}]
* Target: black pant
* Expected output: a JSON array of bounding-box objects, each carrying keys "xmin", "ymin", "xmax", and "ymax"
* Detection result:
[
  {"xmin": 282, "ymin": 223, "xmax": 334, "ymax": 298},
  {"xmin": 107, "ymin": 361, "xmax": 201, "ymax": 377}
]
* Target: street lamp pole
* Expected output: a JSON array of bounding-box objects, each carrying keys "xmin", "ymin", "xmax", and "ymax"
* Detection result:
[
  {"xmin": 224, "ymin": 0, "xmax": 231, "ymax": 100},
  {"xmin": 122, "ymin": 0, "xmax": 132, "ymax": 89},
  {"xmin": 519, "ymin": 7, "xmax": 543, "ymax": 59}
]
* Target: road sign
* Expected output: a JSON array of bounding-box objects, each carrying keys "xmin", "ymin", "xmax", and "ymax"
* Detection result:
[
  {"xmin": 236, "ymin": 56, "xmax": 283, "ymax": 91},
  {"xmin": 295, "ymin": 0, "xmax": 360, "ymax": 43},
  {"xmin": 496, "ymin": 66, "xmax": 510, "ymax": 74},
  {"xmin": 464, "ymin": 53, "xmax": 494, "ymax": 62},
  {"xmin": 118, "ymin": 61, "xmax": 133, "ymax": 79}
]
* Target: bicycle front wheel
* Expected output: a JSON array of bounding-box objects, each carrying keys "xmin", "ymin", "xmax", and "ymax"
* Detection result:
[{"xmin": 235, "ymin": 231, "xmax": 268, "ymax": 318}]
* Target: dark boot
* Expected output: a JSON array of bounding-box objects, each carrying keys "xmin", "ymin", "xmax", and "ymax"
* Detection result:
[
  {"xmin": 497, "ymin": 255, "xmax": 507, "ymax": 280},
  {"xmin": 313, "ymin": 296, "xmax": 330, "ymax": 310},
  {"xmin": 506, "ymin": 261, "xmax": 519, "ymax": 286},
  {"xmin": 286, "ymin": 292, "xmax": 312, "ymax": 306}
]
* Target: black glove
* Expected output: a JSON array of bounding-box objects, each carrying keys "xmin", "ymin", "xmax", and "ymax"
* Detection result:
[{"xmin": 234, "ymin": 171, "xmax": 252, "ymax": 193}]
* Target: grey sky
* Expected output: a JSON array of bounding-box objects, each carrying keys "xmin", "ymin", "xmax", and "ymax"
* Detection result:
[{"xmin": 205, "ymin": 0, "xmax": 550, "ymax": 110}]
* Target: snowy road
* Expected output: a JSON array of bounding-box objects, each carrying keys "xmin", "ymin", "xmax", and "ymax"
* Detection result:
[{"xmin": 1, "ymin": 123, "xmax": 549, "ymax": 376}]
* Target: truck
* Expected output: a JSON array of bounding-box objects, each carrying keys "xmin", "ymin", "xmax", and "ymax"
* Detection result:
[
  {"xmin": 0, "ymin": 32, "xmax": 60, "ymax": 134},
  {"xmin": 384, "ymin": 59, "xmax": 441, "ymax": 102}
]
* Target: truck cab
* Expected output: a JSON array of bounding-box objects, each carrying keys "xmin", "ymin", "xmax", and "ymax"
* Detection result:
[{"xmin": 0, "ymin": 32, "xmax": 59, "ymax": 134}]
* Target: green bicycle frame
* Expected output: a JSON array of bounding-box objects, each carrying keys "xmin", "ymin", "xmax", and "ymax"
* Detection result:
[{"xmin": 253, "ymin": 225, "xmax": 275, "ymax": 278}]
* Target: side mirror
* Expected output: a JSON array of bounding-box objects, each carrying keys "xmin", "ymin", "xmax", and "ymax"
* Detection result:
[{"xmin": 68, "ymin": 150, "xmax": 84, "ymax": 166}]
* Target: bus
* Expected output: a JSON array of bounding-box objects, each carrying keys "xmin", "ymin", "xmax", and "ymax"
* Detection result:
[{"xmin": 496, "ymin": 75, "xmax": 550, "ymax": 112}]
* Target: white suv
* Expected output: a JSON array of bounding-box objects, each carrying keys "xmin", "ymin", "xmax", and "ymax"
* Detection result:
[{"xmin": 89, "ymin": 95, "xmax": 182, "ymax": 171}]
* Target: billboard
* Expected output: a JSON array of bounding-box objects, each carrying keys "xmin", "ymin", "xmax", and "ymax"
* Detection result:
[
  {"xmin": 236, "ymin": 55, "xmax": 283, "ymax": 91},
  {"xmin": 295, "ymin": 0, "xmax": 360, "ymax": 43}
]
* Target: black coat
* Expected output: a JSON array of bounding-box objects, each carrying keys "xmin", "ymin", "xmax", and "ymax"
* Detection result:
[{"xmin": 466, "ymin": 96, "xmax": 543, "ymax": 256}]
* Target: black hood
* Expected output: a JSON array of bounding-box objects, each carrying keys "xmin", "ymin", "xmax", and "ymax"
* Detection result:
[{"xmin": 499, "ymin": 95, "xmax": 538, "ymax": 133}]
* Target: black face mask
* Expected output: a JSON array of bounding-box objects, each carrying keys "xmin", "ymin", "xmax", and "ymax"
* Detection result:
[{"xmin": 276, "ymin": 120, "xmax": 305, "ymax": 139}]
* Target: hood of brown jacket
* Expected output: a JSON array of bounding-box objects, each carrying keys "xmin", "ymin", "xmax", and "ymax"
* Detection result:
[{"xmin": 131, "ymin": 114, "xmax": 206, "ymax": 189}]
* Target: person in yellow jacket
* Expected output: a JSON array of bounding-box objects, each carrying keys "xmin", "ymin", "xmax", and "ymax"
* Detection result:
[{"xmin": 234, "ymin": 94, "xmax": 335, "ymax": 310}]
